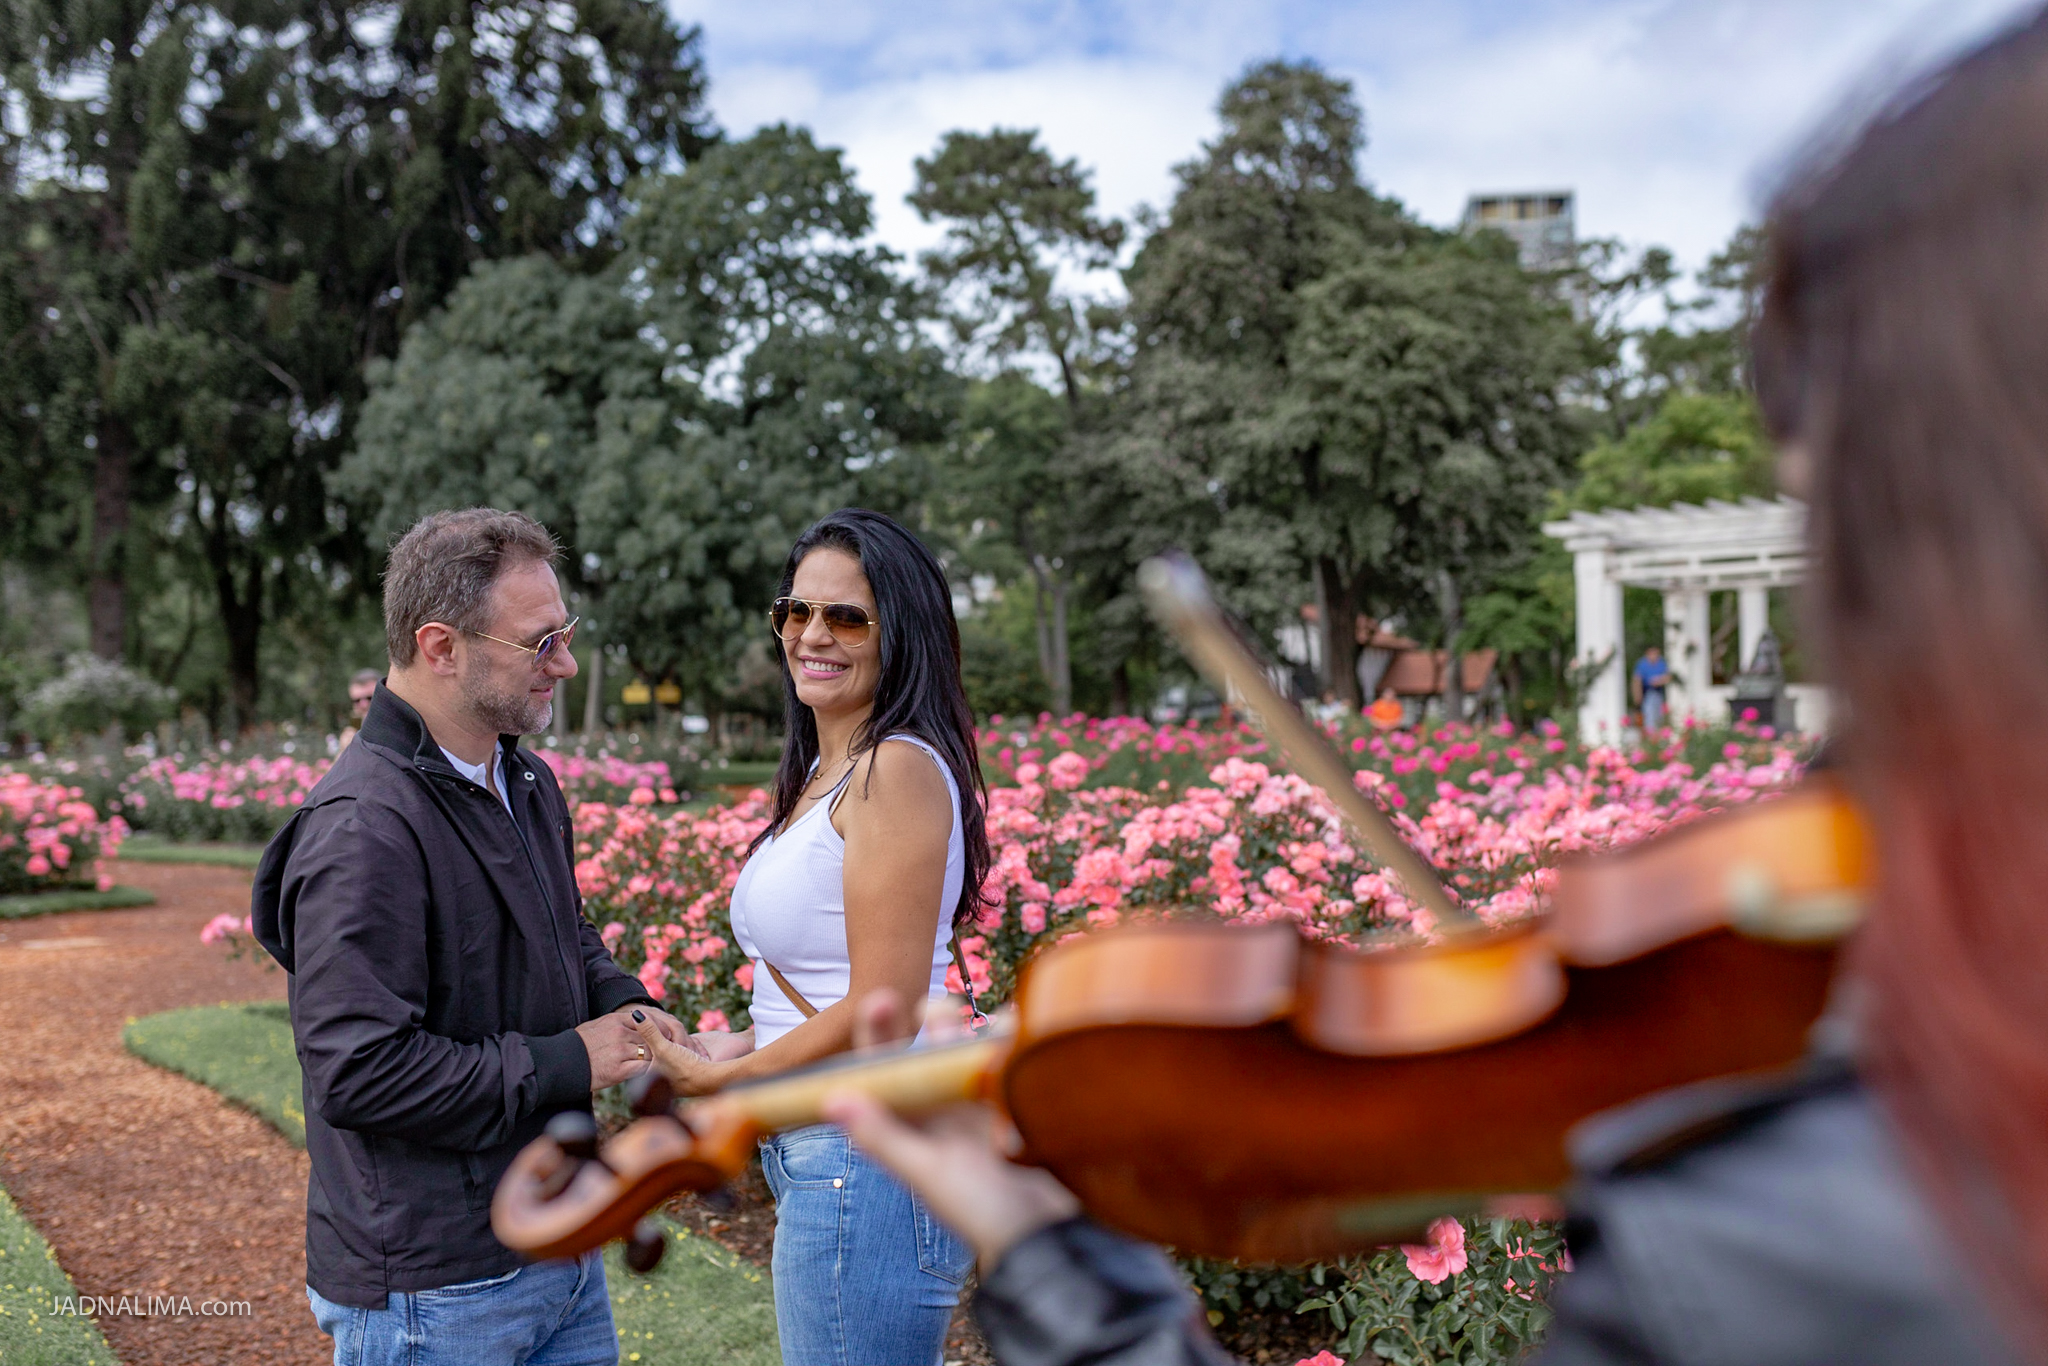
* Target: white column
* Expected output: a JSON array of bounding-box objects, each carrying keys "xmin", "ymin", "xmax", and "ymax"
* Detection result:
[
  {"xmin": 1737, "ymin": 587, "xmax": 1769, "ymax": 673},
  {"xmin": 1663, "ymin": 588, "xmax": 1712, "ymax": 720},
  {"xmin": 1574, "ymin": 547, "xmax": 1625, "ymax": 740}
]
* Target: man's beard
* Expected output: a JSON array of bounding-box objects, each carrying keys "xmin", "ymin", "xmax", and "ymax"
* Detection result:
[{"xmin": 460, "ymin": 663, "xmax": 551, "ymax": 737}]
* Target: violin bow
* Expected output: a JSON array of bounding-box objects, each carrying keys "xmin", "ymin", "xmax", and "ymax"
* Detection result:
[{"xmin": 1139, "ymin": 553, "xmax": 1476, "ymax": 930}]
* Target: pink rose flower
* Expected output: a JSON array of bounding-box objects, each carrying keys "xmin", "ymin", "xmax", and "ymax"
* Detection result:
[{"xmin": 1401, "ymin": 1217, "xmax": 1468, "ymax": 1284}]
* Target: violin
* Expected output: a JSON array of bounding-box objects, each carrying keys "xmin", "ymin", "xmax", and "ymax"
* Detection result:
[{"xmin": 493, "ymin": 557, "xmax": 1871, "ymax": 1269}]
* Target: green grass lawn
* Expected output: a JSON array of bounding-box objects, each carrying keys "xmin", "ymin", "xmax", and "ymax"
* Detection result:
[
  {"xmin": 122, "ymin": 1002, "xmax": 304, "ymax": 1146},
  {"xmin": 123, "ymin": 1003, "xmax": 779, "ymax": 1365},
  {"xmin": 0, "ymin": 1183, "xmax": 120, "ymax": 1366},
  {"xmin": 0, "ymin": 886, "xmax": 155, "ymax": 921},
  {"xmin": 607, "ymin": 1222, "xmax": 777, "ymax": 1366},
  {"xmin": 701, "ymin": 761, "xmax": 779, "ymax": 788},
  {"xmin": 114, "ymin": 835, "xmax": 266, "ymax": 870}
]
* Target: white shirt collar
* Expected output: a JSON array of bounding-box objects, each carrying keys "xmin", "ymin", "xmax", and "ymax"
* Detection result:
[{"xmin": 440, "ymin": 744, "xmax": 511, "ymax": 815}]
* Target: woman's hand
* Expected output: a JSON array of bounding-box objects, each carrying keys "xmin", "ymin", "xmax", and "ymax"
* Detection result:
[
  {"xmin": 690, "ymin": 1029, "xmax": 756, "ymax": 1063},
  {"xmin": 629, "ymin": 1010, "xmax": 729, "ymax": 1096}
]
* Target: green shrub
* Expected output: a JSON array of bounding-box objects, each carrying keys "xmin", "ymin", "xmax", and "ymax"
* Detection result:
[{"xmin": 19, "ymin": 657, "xmax": 173, "ymax": 742}]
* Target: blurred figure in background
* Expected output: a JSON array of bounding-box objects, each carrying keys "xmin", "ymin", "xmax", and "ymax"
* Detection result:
[
  {"xmin": 1632, "ymin": 644, "xmax": 1669, "ymax": 733},
  {"xmin": 825, "ymin": 10, "xmax": 2048, "ymax": 1364},
  {"xmin": 1366, "ymin": 686, "xmax": 1405, "ymax": 731},
  {"xmin": 337, "ymin": 668, "xmax": 380, "ymax": 754}
]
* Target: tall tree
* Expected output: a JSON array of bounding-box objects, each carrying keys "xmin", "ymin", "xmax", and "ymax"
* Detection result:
[
  {"xmin": 1116, "ymin": 59, "xmax": 1402, "ymax": 702},
  {"xmin": 350, "ymin": 126, "xmax": 956, "ymax": 709},
  {"xmin": 1115, "ymin": 60, "xmax": 1587, "ymax": 708},
  {"xmin": 910, "ymin": 128, "xmax": 1124, "ymax": 713},
  {"xmin": 0, "ymin": 0, "xmax": 712, "ymax": 725},
  {"xmin": 1290, "ymin": 233, "xmax": 1585, "ymax": 715}
]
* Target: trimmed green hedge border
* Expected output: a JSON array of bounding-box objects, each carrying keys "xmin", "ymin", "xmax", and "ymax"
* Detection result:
[
  {"xmin": 0, "ymin": 886, "xmax": 155, "ymax": 921},
  {"xmin": 114, "ymin": 836, "xmax": 265, "ymax": 870}
]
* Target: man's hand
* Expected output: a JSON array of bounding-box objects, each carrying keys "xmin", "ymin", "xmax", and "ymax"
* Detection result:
[
  {"xmin": 615, "ymin": 1003, "xmax": 694, "ymax": 1048},
  {"xmin": 576, "ymin": 1013, "xmax": 653, "ymax": 1091}
]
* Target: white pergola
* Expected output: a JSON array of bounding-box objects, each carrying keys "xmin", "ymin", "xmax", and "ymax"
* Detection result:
[{"xmin": 1541, "ymin": 496, "xmax": 1810, "ymax": 739}]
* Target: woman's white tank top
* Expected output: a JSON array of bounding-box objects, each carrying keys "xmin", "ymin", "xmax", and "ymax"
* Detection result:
[{"xmin": 728, "ymin": 735, "xmax": 963, "ymax": 1048}]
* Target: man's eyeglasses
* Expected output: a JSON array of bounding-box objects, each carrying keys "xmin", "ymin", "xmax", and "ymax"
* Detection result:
[
  {"xmin": 770, "ymin": 597, "xmax": 879, "ymax": 647},
  {"xmin": 469, "ymin": 616, "xmax": 579, "ymax": 666}
]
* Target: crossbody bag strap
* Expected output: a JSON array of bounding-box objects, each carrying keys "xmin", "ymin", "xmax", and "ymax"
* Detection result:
[
  {"xmin": 949, "ymin": 931, "xmax": 991, "ymax": 1032},
  {"xmin": 763, "ymin": 944, "xmax": 987, "ymax": 1033},
  {"xmin": 762, "ymin": 960, "xmax": 818, "ymax": 1018}
]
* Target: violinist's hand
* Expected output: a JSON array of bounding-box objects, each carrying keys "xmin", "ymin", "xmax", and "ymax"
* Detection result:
[{"xmin": 821, "ymin": 990, "xmax": 1080, "ymax": 1273}]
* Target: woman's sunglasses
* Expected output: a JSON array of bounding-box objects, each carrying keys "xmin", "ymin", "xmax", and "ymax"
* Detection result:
[
  {"xmin": 770, "ymin": 597, "xmax": 879, "ymax": 647},
  {"xmin": 468, "ymin": 616, "xmax": 580, "ymax": 666}
]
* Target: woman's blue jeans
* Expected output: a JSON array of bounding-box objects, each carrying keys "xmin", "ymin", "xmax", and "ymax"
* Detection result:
[{"xmin": 761, "ymin": 1123, "xmax": 972, "ymax": 1366}]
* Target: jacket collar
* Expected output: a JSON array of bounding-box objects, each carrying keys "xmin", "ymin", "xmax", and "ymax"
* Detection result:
[{"xmin": 359, "ymin": 682, "xmax": 526, "ymax": 777}]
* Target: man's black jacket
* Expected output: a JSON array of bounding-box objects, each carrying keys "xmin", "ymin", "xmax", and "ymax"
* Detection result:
[{"xmin": 251, "ymin": 685, "xmax": 653, "ymax": 1308}]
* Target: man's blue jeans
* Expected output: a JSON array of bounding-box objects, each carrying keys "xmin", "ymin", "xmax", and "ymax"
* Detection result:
[
  {"xmin": 761, "ymin": 1124, "xmax": 972, "ymax": 1366},
  {"xmin": 306, "ymin": 1251, "xmax": 616, "ymax": 1366}
]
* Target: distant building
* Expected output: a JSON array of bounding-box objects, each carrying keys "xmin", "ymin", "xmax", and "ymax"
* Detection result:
[{"xmin": 1461, "ymin": 191, "xmax": 1576, "ymax": 270}]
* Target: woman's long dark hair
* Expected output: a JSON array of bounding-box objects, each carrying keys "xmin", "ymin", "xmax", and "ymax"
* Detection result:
[
  {"xmin": 1756, "ymin": 8, "xmax": 2048, "ymax": 1349},
  {"xmin": 750, "ymin": 508, "xmax": 990, "ymax": 928}
]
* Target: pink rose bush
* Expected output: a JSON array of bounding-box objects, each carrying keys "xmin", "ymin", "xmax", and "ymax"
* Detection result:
[
  {"xmin": 544, "ymin": 715, "xmax": 1806, "ymax": 1043},
  {"xmin": 0, "ymin": 772, "xmax": 127, "ymax": 894},
  {"xmin": 201, "ymin": 910, "xmax": 254, "ymax": 947},
  {"xmin": 570, "ymin": 791, "xmax": 773, "ymax": 1031},
  {"xmin": 533, "ymin": 749, "xmax": 678, "ymax": 806},
  {"xmin": 123, "ymin": 753, "xmax": 329, "ymax": 842},
  {"xmin": 1300, "ymin": 1215, "xmax": 1572, "ymax": 1362},
  {"xmin": 123, "ymin": 744, "xmax": 681, "ymax": 844}
]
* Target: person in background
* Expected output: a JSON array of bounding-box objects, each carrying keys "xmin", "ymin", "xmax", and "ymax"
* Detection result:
[
  {"xmin": 631, "ymin": 507, "xmax": 991, "ymax": 1366},
  {"xmin": 1366, "ymin": 686, "xmax": 1405, "ymax": 731},
  {"xmin": 1632, "ymin": 645, "xmax": 1670, "ymax": 732},
  {"xmin": 818, "ymin": 9, "xmax": 2048, "ymax": 1362},
  {"xmin": 336, "ymin": 668, "xmax": 380, "ymax": 754}
]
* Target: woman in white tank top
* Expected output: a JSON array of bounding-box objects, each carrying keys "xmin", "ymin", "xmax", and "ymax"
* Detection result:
[{"xmin": 632, "ymin": 509, "xmax": 990, "ymax": 1366}]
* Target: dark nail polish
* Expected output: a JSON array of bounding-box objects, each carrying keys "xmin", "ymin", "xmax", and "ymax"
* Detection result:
[{"xmin": 631, "ymin": 1009, "xmax": 646, "ymax": 1023}]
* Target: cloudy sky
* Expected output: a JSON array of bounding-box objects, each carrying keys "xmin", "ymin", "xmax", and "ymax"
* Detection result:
[{"xmin": 666, "ymin": 0, "xmax": 2040, "ymax": 284}]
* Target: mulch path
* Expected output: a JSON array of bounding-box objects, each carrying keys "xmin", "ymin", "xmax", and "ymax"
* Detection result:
[{"xmin": 0, "ymin": 860, "xmax": 324, "ymax": 1366}]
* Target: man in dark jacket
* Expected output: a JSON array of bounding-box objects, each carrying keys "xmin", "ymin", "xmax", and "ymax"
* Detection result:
[{"xmin": 253, "ymin": 508, "xmax": 685, "ymax": 1366}]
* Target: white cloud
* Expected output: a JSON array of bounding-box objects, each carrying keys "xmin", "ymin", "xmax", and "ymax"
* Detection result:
[{"xmin": 671, "ymin": 0, "xmax": 2043, "ymax": 278}]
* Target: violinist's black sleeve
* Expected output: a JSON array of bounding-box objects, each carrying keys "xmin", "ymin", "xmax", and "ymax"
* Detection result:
[{"xmin": 974, "ymin": 1217, "xmax": 1237, "ymax": 1366}]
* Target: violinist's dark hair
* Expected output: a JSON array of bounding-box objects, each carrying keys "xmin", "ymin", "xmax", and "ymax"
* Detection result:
[
  {"xmin": 1756, "ymin": 7, "xmax": 2048, "ymax": 1346},
  {"xmin": 751, "ymin": 508, "xmax": 990, "ymax": 928}
]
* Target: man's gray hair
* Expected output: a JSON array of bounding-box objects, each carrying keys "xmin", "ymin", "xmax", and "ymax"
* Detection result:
[{"xmin": 383, "ymin": 509, "xmax": 561, "ymax": 667}]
